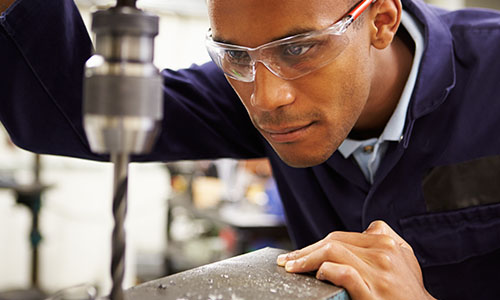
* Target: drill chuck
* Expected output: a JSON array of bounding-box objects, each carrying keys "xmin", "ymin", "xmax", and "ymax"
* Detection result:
[{"xmin": 83, "ymin": 6, "xmax": 163, "ymax": 155}]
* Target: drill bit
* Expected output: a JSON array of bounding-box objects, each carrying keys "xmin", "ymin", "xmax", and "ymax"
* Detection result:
[{"xmin": 109, "ymin": 153, "xmax": 129, "ymax": 300}]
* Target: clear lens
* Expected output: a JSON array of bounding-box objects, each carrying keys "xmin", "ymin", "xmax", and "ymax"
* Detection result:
[
  {"xmin": 207, "ymin": 44, "xmax": 254, "ymax": 81},
  {"xmin": 261, "ymin": 33, "xmax": 349, "ymax": 80},
  {"xmin": 206, "ymin": 30, "xmax": 349, "ymax": 82}
]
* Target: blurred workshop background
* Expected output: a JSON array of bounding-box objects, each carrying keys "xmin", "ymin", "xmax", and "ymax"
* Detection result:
[{"xmin": 0, "ymin": 0, "xmax": 498, "ymax": 298}]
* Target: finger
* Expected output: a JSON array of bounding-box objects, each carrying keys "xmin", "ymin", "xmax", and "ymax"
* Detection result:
[
  {"xmin": 277, "ymin": 242, "xmax": 324, "ymax": 266},
  {"xmin": 364, "ymin": 220, "xmax": 413, "ymax": 252},
  {"xmin": 277, "ymin": 235, "xmax": 334, "ymax": 266},
  {"xmin": 277, "ymin": 231, "xmax": 388, "ymax": 266},
  {"xmin": 316, "ymin": 262, "xmax": 371, "ymax": 300},
  {"xmin": 283, "ymin": 241, "xmax": 366, "ymax": 274}
]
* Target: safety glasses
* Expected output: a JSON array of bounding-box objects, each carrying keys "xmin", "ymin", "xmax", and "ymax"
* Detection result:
[{"xmin": 205, "ymin": 0, "xmax": 377, "ymax": 82}]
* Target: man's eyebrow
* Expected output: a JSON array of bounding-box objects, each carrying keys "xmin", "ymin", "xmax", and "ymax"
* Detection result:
[
  {"xmin": 213, "ymin": 26, "xmax": 318, "ymax": 46},
  {"xmin": 272, "ymin": 27, "xmax": 318, "ymax": 41}
]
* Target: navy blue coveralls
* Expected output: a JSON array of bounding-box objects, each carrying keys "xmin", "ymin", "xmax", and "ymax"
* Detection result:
[{"xmin": 1, "ymin": 0, "xmax": 500, "ymax": 298}]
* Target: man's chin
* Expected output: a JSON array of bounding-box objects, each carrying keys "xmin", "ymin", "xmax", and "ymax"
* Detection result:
[{"xmin": 274, "ymin": 148, "xmax": 333, "ymax": 168}]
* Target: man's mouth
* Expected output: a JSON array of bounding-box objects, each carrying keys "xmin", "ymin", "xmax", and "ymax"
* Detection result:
[{"xmin": 260, "ymin": 122, "xmax": 315, "ymax": 143}]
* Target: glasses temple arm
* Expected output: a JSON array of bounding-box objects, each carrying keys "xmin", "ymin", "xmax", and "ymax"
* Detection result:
[{"xmin": 348, "ymin": 0, "xmax": 377, "ymax": 20}]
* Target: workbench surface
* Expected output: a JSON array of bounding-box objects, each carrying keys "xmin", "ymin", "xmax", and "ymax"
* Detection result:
[{"xmin": 125, "ymin": 247, "xmax": 349, "ymax": 300}]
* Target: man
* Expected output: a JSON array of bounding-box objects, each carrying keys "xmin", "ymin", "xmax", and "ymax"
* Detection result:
[{"xmin": 1, "ymin": 0, "xmax": 500, "ymax": 299}]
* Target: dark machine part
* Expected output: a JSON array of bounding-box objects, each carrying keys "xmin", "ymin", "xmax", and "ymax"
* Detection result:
[
  {"xmin": 125, "ymin": 248, "xmax": 349, "ymax": 300},
  {"xmin": 83, "ymin": 1, "xmax": 163, "ymax": 300},
  {"xmin": 0, "ymin": 155, "xmax": 49, "ymax": 300},
  {"xmin": 117, "ymin": 0, "xmax": 137, "ymax": 7},
  {"xmin": 0, "ymin": 184, "xmax": 47, "ymax": 300},
  {"xmin": 16, "ymin": 187, "xmax": 43, "ymax": 288}
]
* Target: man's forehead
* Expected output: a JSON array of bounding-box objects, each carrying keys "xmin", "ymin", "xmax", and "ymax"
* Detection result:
[{"xmin": 207, "ymin": 0, "xmax": 348, "ymax": 46}]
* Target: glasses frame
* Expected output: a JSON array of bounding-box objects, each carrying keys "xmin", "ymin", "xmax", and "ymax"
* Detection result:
[{"xmin": 205, "ymin": 0, "xmax": 377, "ymax": 82}]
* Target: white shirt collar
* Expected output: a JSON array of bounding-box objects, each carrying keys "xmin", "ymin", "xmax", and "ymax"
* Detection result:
[{"xmin": 338, "ymin": 10, "xmax": 425, "ymax": 158}]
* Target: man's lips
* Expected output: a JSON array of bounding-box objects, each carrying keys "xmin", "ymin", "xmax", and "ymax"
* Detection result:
[{"xmin": 260, "ymin": 122, "xmax": 314, "ymax": 143}]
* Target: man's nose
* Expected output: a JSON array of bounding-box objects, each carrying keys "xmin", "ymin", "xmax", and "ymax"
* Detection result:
[{"xmin": 250, "ymin": 63, "xmax": 295, "ymax": 111}]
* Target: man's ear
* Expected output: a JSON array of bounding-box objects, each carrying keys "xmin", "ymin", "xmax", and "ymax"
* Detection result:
[{"xmin": 368, "ymin": 0, "xmax": 402, "ymax": 49}]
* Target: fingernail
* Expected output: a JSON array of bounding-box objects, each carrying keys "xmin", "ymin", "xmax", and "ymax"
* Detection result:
[
  {"xmin": 316, "ymin": 270, "xmax": 324, "ymax": 280},
  {"xmin": 285, "ymin": 260, "xmax": 295, "ymax": 272},
  {"xmin": 277, "ymin": 254, "xmax": 287, "ymax": 266}
]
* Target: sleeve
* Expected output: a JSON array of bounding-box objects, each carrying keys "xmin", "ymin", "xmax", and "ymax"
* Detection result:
[
  {"xmin": 0, "ymin": 0, "xmax": 266, "ymax": 162},
  {"xmin": 149, "ymin": 63, "xmax": 267, "ymax": 162},
  {"xmin": 0, "ymin": 0, "xmax": 98, "ymax": 159}
]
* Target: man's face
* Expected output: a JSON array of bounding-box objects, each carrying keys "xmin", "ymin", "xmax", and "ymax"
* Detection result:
[{"xmin": 208, "ymin": 0, "xmax": 375, "ymax": 168}]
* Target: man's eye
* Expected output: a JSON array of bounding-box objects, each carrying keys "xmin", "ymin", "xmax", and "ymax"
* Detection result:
[
  {"xmin": 225, "ymin": 50, "xmax": 250, "ymax": 62},
  {"xmin": 283, "ymin": 44, "xmax": 314, "ymax": 56}
]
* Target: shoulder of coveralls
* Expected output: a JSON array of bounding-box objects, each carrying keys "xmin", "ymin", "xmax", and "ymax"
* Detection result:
[
  {"xmin": 438, "ymin": 7, "xmax": 500, "ymax": 64},
  {"xmin": 436, "ymin": 6, "xmax": 500, "ymax": 32}
]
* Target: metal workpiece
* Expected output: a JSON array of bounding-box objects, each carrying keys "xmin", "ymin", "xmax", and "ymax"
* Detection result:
[{"xmin": 125, "ymin": 247, "xmax": 350, "ymax": 300}]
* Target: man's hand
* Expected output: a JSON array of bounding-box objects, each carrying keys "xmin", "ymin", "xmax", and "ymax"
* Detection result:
[
  {"xmin": 0, "ymin": 0, "xmax": 15, "ymax": 13},
  {"xmin": 277, "ymin": 220, "xmax": 436, "ymax": 300}
]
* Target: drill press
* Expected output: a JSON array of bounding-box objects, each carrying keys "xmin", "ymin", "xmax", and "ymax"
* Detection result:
[
  {"xmin": 83, "ymin": 1, "xmax": 163, "ymax": 299},
  {"xmin": 81, "ymin": 2, "xmax": 349, "ymax": 300}
]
